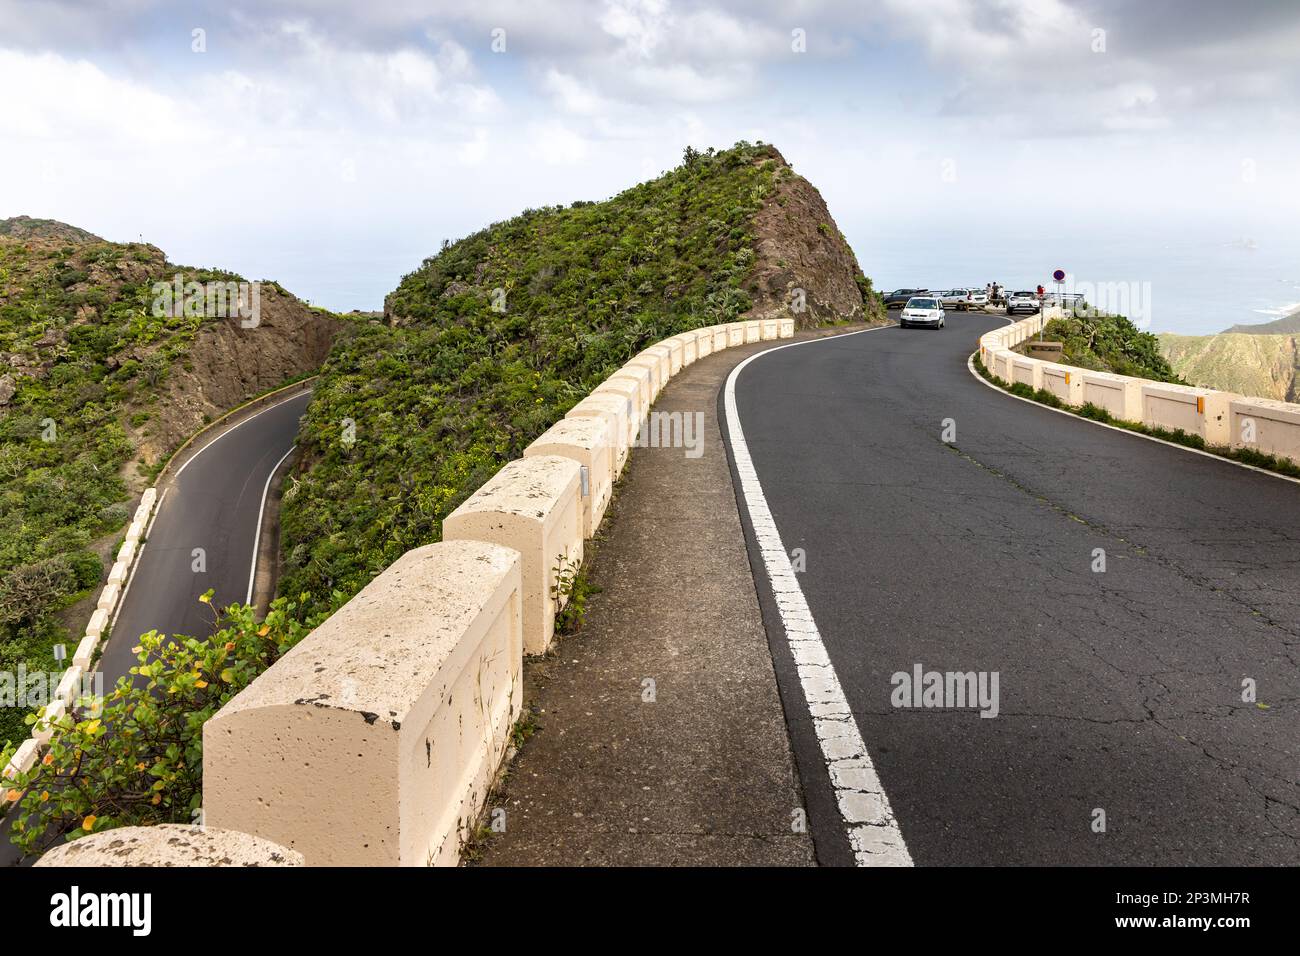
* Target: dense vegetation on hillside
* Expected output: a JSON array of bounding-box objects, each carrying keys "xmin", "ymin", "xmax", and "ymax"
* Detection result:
[
  {"xmin": 1041, "ymin": 310, "xmax": 1181, "ymax": 382},
  {"xmin": 280, "ymin": 142, "xmax": 861, "ymax": 614},
  {"xmin": 0, "ymin": 233, "xmax": 256, "ymax": 745}
]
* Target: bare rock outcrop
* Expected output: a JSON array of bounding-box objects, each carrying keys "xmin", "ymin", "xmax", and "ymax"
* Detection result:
[{"xmin": 744, "ymin": 148, "xmax": 874, "ymax": 327}]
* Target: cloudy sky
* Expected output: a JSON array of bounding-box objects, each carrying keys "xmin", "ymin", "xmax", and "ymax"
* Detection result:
[{"xmin": 2, "ymin": 0, "xmax": 1298, "ymax": 313}]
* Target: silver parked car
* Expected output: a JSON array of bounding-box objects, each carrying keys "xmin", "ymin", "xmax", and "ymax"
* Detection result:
[{"xmin": 899, "ymin": 296, "xmax": 945, "ymax": 329}]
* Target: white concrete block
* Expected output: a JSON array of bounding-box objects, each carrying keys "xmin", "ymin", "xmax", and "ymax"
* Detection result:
[
  {"xmin": 525, "ymin": 417, "xmax": 613, "ymax": 538},
  {"xmin": 443, "ymin": 456, "xmax": 583, "ymax": 656},
  {"xmin": 204, "ymin": 540, "xmax": 523, "ymax": 866}
]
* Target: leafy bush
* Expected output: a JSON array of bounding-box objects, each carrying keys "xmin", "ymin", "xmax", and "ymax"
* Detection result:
[
  {"xmin": 0, "ymin": 594, "xmax": 316, "ymax": 859},
  {"xmin": 1041, "ymin": 310, "xmax": 1180, "ymax": 381}
]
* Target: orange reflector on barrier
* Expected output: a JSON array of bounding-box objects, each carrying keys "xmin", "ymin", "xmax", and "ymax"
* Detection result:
[
  {"xmin": 1064, "ymin": 372, "xmax": 1071, "ymax": 385},
  {"xmin": 1196, "ymin": 396, "xmax": 1205, "ymax": 414}
]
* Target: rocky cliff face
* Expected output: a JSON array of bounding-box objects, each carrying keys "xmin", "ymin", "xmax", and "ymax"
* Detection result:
[
  {"xmin": 131, "ymin": 290, "xmax": 340, "ymax": 476},
  {"xmin": 745, "ymin": 150, "xmax": 875, "ymax": 326},
  {"xmin": 1159, "ymin": 333, "xmax": 1299, "ymax": 402}
]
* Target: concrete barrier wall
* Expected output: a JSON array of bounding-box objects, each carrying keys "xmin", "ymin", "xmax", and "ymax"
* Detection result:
[
  {"xmin": 1230, "ymin": 397, "xmax": 1300, "ymax": 460},
  {"xmin": 590, "ymin": 376, "xmax": 640, "ymax": 442},
  {"xmin": 670, "ymin": 333, "xmax": 696, "ymax": 367},
  {"xmin": 185, "ymin": 312, "xmax": 811, "ymax": 866},
  {"xmin": 1011, "ymin": 356, "xmax": 1041, "ymax": 390},
  {"xmin": 37, "ymin": 824, "xmax": 303, "ymax": 867},
  {"xmin": 624, "ymin": 354, "xmax": 662, "ymax": 403},
  {"xmin": 205, "ymin": 540, "xmax": 524, "ymax": 866},
  {"xmin": 663, "ymin": 338, "xmax": 684, "ymax": 375},
  {"xmin": 443, "ymin": 455, "xmax": 583, "ymax": 656},
  {"xmin": 566, "ymin": 394, "xmax": 631, "ymax": 471},
  {"xmin": 711, "ymin": 325, "xmax": 730, "ymax": 354},
  {"xmin": 525, "ymin": 418, "xmax": 613, "ymax": 539},
  {"xmin": 980, "ymin": 312, "xmax": 1300, "ymax": 464},
  {"xmin": 610, "ymin": 365, "xmax": 652, "ymax": 420},
  {"xmin": 694, "ymin": 327, "xmax": 713, "ymax": 359},
  {"xmin": 1142, "ymin": 382, "xmax": 1233, "ymax": 445},
  {"xmin": 1040, "ymin": 364, "xmax": 1083, "ymax": 405},
  {"xmin": 1081, "ymin": 370, "xmax": 1143, "ymax": 421}
]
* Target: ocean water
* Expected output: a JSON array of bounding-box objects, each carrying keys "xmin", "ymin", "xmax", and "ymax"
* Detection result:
[{"xmin": 852, "ymin": 227, "xmax": 1300, "ymax": 336}]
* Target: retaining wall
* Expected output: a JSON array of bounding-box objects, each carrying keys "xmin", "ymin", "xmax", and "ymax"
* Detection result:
[{"xmin": 980, "ymin": 311, "xmax": 1300, "ymax": 465}]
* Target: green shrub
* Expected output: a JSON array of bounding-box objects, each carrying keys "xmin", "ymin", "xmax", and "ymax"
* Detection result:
[
  {"xmin": 1041, "ymin": 311, "xmax": 1180, "ymax": 381},
  {"xmin": 0, "ymin": 594, "xmax": 317, "ymax": 859},
  {"xmin": 66, "ymin": 550, "xmax": 104, "ymax": 590}
]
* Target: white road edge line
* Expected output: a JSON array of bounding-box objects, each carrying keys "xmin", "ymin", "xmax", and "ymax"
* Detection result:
[
  {"xmin": 967, "ymin": 327, "xmax": 1300, "ymax": 487},
  {"xmin": 246, "ymin": 445, "xmax": 296, "ymax": 605},
  {"xmin": 723, "ymin": 325, "xmax": 913, "ymax": 867},
  {"xmin": 108, "ymin": 488, "xmax": 168, "ymax": 633},
  {"xmin": 174, "ymin": 389, "xmax": 310, "ymax": 479}
]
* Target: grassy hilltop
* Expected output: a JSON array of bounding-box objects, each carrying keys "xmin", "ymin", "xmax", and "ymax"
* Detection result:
[{"xmin": 279, "ymin": 142, "xmax": 880, "ymax": 613}]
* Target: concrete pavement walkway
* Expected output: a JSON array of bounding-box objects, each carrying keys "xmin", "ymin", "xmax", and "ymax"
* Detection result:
[{"xmin": 474, "ymin": 333, "xmax": 853, "ymax": 866}]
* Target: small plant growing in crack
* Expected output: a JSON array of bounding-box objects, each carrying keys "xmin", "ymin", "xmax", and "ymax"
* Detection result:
[{"xmin": 550, "ymin": 554, "xmax": 601, "ymax": 636}]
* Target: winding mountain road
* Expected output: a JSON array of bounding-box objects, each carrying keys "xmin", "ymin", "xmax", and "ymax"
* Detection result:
[
  {"xmin": 727, "ymin": 314, "xmax": 1300, "ymax": 865},
  {"xmin": 97, "ymin": 390, "xmax": 312, "ymax": 683}
]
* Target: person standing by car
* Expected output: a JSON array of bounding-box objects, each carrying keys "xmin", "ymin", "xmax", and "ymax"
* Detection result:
[{"xmin": 1036, "ymin": 283, "xmax": 1045, "ymax": 298}]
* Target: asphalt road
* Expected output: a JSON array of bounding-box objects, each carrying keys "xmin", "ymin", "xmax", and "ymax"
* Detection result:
[
  {"xmin": 730, "ymin": 313, "xmax": 1300, "ymax": 865},
  {"xmin": 97, "ymin": 390, "xmax": 311, "ymax": 683}
]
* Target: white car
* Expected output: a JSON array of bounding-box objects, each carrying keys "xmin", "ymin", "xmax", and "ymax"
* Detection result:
[
  {"xmin": 935, "ymin": 290, "xmax": 967, "ymax": 309},
  {"xmin": 1005, "ymin": 291, "xmax": 1041, "ymax": 315},
  {"xmin": 899, "ymin": 296, "xmax": 945, "ymax": 329}
]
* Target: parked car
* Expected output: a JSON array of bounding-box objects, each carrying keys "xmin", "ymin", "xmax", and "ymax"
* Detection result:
[
  {"xmin": 1005, "ymin": 291, "xmax": 1041, "ymax": 315},
  {"xmin": 899, "ymin": 296, "xmax": 945, "ymax": 329},
  {"xmin": 963, "ymin": 289, "xmax": 990, "ymax": 310},
  {"xmin": 883, "ymin": 288, "xmax": 929, "ymax": 309},
  {"xmin": 935, "ymin": 290, "xmax": 967, "ymax": 309}
]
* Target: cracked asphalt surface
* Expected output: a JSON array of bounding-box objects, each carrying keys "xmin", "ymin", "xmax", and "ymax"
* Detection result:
[{"xmin": 731, "ymin": 313, "xmax": 1300, "ymax": 865}]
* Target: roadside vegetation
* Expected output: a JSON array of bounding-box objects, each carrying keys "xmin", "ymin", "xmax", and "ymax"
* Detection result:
[
  {"xmin": 1037, "ymin": 308, "xmax": 1181, "ymax": 381},
  {"xmin": 0, "ymin": 595, "xmax": 321, "ymax": 859}
]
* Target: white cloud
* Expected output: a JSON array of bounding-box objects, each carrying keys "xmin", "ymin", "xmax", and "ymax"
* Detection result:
[
  {"xmin": 528, "ymin": 122, "xmax": 591, "ymax": 165},
  {"xmin": 542, "ymin": 69, "xmax": 614, "ymax": 115}
]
